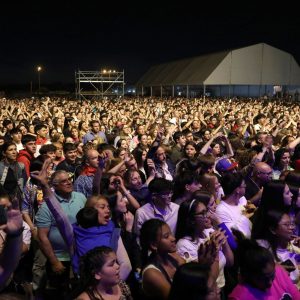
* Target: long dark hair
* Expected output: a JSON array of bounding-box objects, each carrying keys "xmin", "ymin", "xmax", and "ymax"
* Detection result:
[
  {"xmin": 168, "ymin": 263, "xmax": 210, "ymax": 300},
  {"xmin": 264, "ymin": 209, "xmax": 288, "ymax": 261},
  {"xmin": 236, "ymin": 239, "xmax": 275, "ymax": 286},
  {"xmin": 140, "ymin": 219, "xmax": 166, "ymax": 267},
  {"xmin": 252, "ymin": 180, "xmax": 288, "ymax": 239},
  {"xmin": 78, "ymin": 246, "xmax": 114, "ymax": 293},
  {"xmin": 176, "ymin": 199, "xmax": 202, "ymax": 242}
]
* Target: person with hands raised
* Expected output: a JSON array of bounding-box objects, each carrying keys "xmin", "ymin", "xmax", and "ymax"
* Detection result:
[{"xmin": 32, "ymin": 159, "xmax": 131, "ymax": 287}]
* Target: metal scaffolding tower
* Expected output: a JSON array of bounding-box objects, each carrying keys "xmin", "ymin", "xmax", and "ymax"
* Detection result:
[{"xmin": 75, "ymin": 70, "xmax": 125, "ymax": 100}]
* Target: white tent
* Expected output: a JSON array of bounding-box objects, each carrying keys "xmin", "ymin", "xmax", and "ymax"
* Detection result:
[{"xmin": 136, "ymin": 43, "xmax": 300, "ymax": 97}]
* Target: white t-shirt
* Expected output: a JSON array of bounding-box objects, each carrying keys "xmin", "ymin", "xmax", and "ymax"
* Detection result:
[
  {"xmin": 215, "ymin": 198, "xmax": 252, "ymax": 238},
  {"xmin": 176, "ymin": 228, "xmax": 226, "ymax": 288}
]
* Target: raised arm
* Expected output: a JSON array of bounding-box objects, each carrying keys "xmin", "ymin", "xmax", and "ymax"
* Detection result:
[{"xmin": 31, "ymin": 159, "xmax": 74, "ymax": 255}]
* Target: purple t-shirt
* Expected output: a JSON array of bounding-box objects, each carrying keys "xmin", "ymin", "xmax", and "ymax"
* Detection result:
[{"xmin": 229, "ymin": 265, "xmax": 300, "ymax": 300}]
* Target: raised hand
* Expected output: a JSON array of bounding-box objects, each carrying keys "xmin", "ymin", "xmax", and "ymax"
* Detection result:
[
  {"xmin": 30, "ymin": 158, "xmax": 53, "ymax": 187},
  {"xmin": 198, "ymin": 240, "xmax": 218, "ymax": 266}
]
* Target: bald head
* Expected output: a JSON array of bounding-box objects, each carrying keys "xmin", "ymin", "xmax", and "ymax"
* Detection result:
[{"xmin": 253, "ymin": 162, "xmax": 273, "ymax": 184}]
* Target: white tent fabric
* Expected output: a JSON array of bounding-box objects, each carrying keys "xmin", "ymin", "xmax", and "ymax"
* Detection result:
[{"xmin": 136, "ymin": 43, "xmax": 300, "ymax": 87}]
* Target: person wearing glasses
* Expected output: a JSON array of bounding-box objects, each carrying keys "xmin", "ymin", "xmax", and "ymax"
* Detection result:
[
  {"xmin": 244, "ymin": 162, "xmax": 273, "ymax": 206},
  {"xmin": 133, "ymin": 178, "xmax": 179, "ymax": 238},
  {"xmin": 35, "ymin": 169, "xmax": 86, "ymax": 298},
  {"xmin": 256, "ymin": 209, "xmax": 300, "ymax": 288},
  {"xmin": 176, "ymin": 198, "xmax": 234, "ymax": 294}
]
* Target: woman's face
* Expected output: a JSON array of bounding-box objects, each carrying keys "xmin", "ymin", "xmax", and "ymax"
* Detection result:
[
  {"xmin": 194, "ymin": 203, "xmax": 209, "ymax": 232},
  {"xmin": 140, "ymin": 135, "xmax": 148, "ymax": 146},
  {"xmin": 115, "ymin": 192, "xmax": 128, "ymax": 213},
  {"xmin": 120, "ymin": 140, "xmax": 128, "ymax": 149},
  {"xmin": 203, "ymin": 131, "xmax": 211, "ymax": 141},
  {"xmin": 95, "ymin": 251, "xmax": 120, "ymax": 285},
  {"xmin": 283, "ymin": 184, "xmax": 293, "ymax": 206},
  {"xmin": 280, "ymin": 152, "xmax": 290, "ymax": 167},
  {"xmin": 212, "ymin": 144, "xmax": 221, "ymax": 156},
  {"xmin": 59, "ymin": 134, "xmax": 65, "ymax": 143},
  {"xmin": 155, "ymin": 224, "xmax": 177, "ymax": 253},
  {"xmin": 82, "ymin": 122, "xmax": 89, "ymax": 131},
  {"xmin": 142, "ymin": 150, "xmax": 147, "ymax": 162},
  {"xmin": 118, "ymin": 150, "xmax": 126, "ymax": 160},
  {"xmin": 71, "ymin": 128, "xmax": 78, "ymax": 137},
  {"xmin": 93, "ymin": 198, "xmax": 111, "ymax": 225},
  {"xmin": 274, "ymin": 214, "xmax": 294, "ymax": 242},
  {"xmin": 29, "ymin": 124, "xmax": 35, "ymax": 134},
  {"xmin": 57, "ymin": 118, "xmax": 63, "ymax": 127},
  {"xmin": 185, "ymin": 145, "xmax": 196, "ymax": 158},
  {"xmin": 130, "ymin": 171, "xmax": 142, "ymax": 189},
  {"xmin": 19, "ymin": 126, "xmax": 27, "ymax": 135},
  {"xmin": 4, "ymin": 145, "xmax": 17, "ymax": 161}
]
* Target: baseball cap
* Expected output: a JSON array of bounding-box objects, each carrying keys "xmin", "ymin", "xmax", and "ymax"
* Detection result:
[{"xmin": 216, "ymin": 158, "xmax": 238, "ymax": 173}]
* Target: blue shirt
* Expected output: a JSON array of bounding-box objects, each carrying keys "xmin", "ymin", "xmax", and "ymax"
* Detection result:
[
  {"xmin": 35, "ymin": 191, "xmax": 86, "ymax": 261},
  {"xmin": 82, "ymin": 131, "xmax": 107, "ymax": 144},
  {"xmin": 74, "ymin": 175, "xmax": 94, "ymax": 198}
]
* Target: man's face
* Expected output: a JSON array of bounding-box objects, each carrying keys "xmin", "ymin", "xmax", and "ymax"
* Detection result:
[
  {"xmin": 65, "ymin": 149, "xmax": 78, "ymax": 163},
  {"xmin": 87, "ymin": 150, "xmax": 99, "ymax": 168},
  {"xmin": 92, "ymin": 122, "xmax": 100, "ymax": 133},
  {"xmin": 156, "ymin": 147, "xmax": 166, "ymax": 162},
  {"xmin": 25, "ymin": 141, "xmax": 37, "ymax": 155},
  {"xmin": 53, "ymin": 172, "xmax": 73, "ymax": 194},
  {"xmin": 12, "ymin": 132, "xmax": 22, "ymax": 143},
  {"xmin": 37, "ymin": 127, "xmax": 48, "ymax": 138}
]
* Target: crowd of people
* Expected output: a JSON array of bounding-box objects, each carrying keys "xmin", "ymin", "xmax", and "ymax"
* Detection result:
[{"xmin": 0, "ymin": 95, "xmax": 300, "ymax": 299}]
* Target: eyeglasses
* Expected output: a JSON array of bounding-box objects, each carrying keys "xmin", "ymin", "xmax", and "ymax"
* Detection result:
[
  {"xmin": 57, "ymin": 177, "xmax": 73, "ymax": 185},
  {"xmin": 194, "ymin": 210, "xmax": 209, "ymax": 218},
  {"xmin": 279, "ymin": 222, "xmax": 296, "ymax": 228}
]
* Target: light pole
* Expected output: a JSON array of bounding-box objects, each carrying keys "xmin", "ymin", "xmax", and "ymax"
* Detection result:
[{"xmin": 37, "ymin": 66, "xmax": 42, "ymax": 95}]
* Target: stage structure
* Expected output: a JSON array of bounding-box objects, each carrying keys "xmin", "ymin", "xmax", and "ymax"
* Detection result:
[{"xmin": 75, "ymin": 70, "xmax": 125, "ymax": 100}]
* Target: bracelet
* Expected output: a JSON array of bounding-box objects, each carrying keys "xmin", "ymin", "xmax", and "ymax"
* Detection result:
[
  {"xmin": 6, "ymin": 227, "xmax": 24, "ymax": 238},
  {"xmin": 124, "ymin": 190, "xmax": 131, "ymax": 196}
]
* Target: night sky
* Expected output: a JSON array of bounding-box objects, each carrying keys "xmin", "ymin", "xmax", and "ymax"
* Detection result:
[{"xmin": 1, "ymin": 2, "xmax": 300, "ymax": 87}]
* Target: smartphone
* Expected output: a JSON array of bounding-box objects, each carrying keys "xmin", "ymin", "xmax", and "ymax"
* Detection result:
[{"xmin": 0, "ymin": 205, "xmax": 7, "ymax": 225}]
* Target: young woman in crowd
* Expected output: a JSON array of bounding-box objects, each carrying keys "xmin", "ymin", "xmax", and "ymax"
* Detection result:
[
  {"xmin": 272, "ymin": 148, "xmax": 294, "ymax": 179},
  {"xmin": 0, "ymin": 141, "xmax": 27, "ymax": 208},
  {"xmin": 255, "ymin": 209, "xmax": 300, "ymax": 288},
  {"xmin": 176, "ymin": 198, "xmax": 234, "ymax": 293},
  {"xmin": 251, "ymin": 180, "xmax": 293, "ymax": 239},
  {"xmin": 140, "ymin": 219, "xmax": 186, "ymax": 300},
  {"xmin": 75, "ymin": 246, "xmax": 133, "ymax": 300}
]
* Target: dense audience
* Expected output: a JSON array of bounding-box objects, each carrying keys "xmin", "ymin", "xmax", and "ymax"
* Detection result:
[{"xmin": 1, "ymin": 95, "xmax": 300, "ymax": 299}]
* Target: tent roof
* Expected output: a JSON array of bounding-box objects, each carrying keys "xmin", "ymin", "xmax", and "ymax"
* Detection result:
[{"xmin": 136, "ymin": 43, "xmax": 300, "ymax": 86}]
